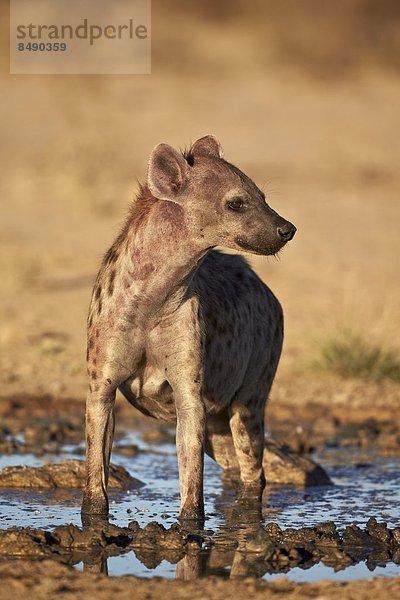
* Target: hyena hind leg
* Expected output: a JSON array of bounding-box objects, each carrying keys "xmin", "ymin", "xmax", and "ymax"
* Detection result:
[{"xmin": 205, "ymin": 411, "xmax": 240, "ymax": 477}]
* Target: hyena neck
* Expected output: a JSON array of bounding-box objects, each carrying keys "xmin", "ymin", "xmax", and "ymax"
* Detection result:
[{"xmin": 115, "ymin": 186, "xmax": 208, "ymax": 318}]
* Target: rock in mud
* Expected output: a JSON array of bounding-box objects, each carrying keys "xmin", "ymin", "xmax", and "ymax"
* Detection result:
[
  {"xmin": 128, "ymin": 520, "xmax": 204, "ymax": 550},
  {"xmin": 263, "ymin": 439, "xmax": 332, "ymax": 486},
  {"xmin": 342, "ymin": 524, "xmax": 378, "ymax": 547},
  {"xmin": 128, "ymin": 521, "xmax": 199, "ymax": 568},
  {"xmin": 0, "ymin": 527, "xmax": 54, "ymax": 557},
  {"xmin": 282, "ymin": 522, "xmax": 340, "ymax": 547},
  {"xmin": 366, "ymin": 517, "xmax": 391, "ymax": 544},
  {"xmin": 264, "ymin": 523, "xmax": 283, "ymax": 542},
  {"xmin": 0, "ymin": 523, "xmax": 133, "ymax": 557},
  {"xmin": 52, "ymin": 522, "xmax": 133, "ymax": 550},
  {"xmin": 0, "ymin": 459, "xmax": 143, "ymax": 489}
]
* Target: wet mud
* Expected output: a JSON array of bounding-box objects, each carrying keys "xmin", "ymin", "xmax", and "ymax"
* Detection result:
[
  {"xmin": 0, "ymin": 446, "xmax": 330, "ymax": 488},
  {"xmin": 1, "ymin": 394, "xmax": 399, "ymax": 458},
  {"xmin": 268, "ymin": 414, "xmax": 400, "ymax": 458},
  {"xmin": 0, "ymin": 394, "xmax": 399, "ymax": 586},
  {"xmin": 0, "ymin": 517, "xmax": 399, "ymax": 580},
  {"xmin": 0, "ymin": 459, "xmax": 143, "ymax": 490}
]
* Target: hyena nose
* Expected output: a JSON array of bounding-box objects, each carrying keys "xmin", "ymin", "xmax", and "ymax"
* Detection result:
[{"xmin": 277, "ymin": 222, "xmax": 297, "ymax": 242}]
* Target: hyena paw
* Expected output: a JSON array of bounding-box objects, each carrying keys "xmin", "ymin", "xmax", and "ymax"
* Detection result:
[
  {"xmin": 81, "ymin": 491, "xmax": 109, "ymax": 516},
  {"xmin": 179, "ymin": 504, "xmax": 205, "ymax": 526}
]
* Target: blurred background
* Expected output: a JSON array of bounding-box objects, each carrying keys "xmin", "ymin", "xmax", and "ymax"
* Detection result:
[{"xmin": 1, "ymin": 0, "xmax": 400, "ymax": 408}]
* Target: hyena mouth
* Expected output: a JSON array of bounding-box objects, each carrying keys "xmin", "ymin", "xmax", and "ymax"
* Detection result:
[{"xmin": 234, "ymin": 236, "xmax": 284, "ymax": 256}]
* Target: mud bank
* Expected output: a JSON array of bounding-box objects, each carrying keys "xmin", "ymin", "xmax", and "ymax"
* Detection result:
[
  {"xmin": 264, "ymin": 440, "xmax": 331, "ymax": 485},
  {"xmin": 0, "ymin": 450, "xmax": 331, "ymax": 489},
  {"xmin": 0, "ymin": 459, "xmax": 143, "ymax": 490},
  {"xmin": 0, "ymin": 393, "xmax": 399, "ymax": 586},
  {"xmin": 0, "ymin": 518, "xmax": 398, "ymax": 577},
  {"xmin": 1, "ymin": 394, "xmax": 399, "ymax": 459},
  {"xmin": 268, "ymin": 412, "xmax": 400, "ymax": 457}
]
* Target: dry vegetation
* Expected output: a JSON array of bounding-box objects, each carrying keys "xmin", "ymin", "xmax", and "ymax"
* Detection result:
[
  {"xmin": 1, "ymin": 0, "xmax": 400, "ymax": 411},
  {"xmin": 313, "ymin": 328, "xmax": 400, "ymax": 382}
]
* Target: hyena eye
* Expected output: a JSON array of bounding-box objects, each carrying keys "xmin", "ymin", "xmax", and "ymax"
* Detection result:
[{"xmin": 227, "ymin": 198, "xmax": 246, "ymax": 211}]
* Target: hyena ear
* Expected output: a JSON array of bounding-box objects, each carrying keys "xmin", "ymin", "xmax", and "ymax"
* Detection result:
[
  {"xmin": 190, "ymin": 134, "xmax": 224, "ymax": 158},
  {"xmin": 147, "ymin": 143, "xmax": 189, "ymax": 201}
]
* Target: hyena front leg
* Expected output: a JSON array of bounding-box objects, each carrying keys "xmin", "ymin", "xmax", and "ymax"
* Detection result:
[
  {"xmin": 81, "ymin": 386, "xmax": 116, "ymax": 516},
  {"xmin": 173, "ymin": 382, "xmax": 206, "ymax": 521},
  {"xmin": 154, "ymin": 303, "xmax": 206, "ymax": 522}
]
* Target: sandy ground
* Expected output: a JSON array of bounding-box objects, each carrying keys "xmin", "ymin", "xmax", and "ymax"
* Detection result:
[
  {"xmin": 1, "ymin": 0, "xmax": 400, "ymax": 596},
  {"xmin": 1, "ymin": 65, "xmax": 400, "ymax": 407},
  {"xmin": 0, "ymin": 559, "xmax": 400, "ymax": 600}
]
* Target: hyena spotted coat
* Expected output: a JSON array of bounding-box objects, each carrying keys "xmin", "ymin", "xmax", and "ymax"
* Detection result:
[{"xmin": 82, "ymin": 135, "xmax": 296, "ymax": 521}]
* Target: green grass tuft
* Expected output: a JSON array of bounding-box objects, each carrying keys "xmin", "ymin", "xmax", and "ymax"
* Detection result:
[{"xmin": 313, "ymin": 330, "xmax": 400, "ymax": 383}]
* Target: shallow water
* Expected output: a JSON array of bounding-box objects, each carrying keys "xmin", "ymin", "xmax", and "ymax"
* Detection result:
[
  {"xmin": 75, "ymin": 554, "xmax": 400, "ymax": 581},
  {"xmin": 0, "ymin": 433, "xmax": 400, "ymax": 582}
]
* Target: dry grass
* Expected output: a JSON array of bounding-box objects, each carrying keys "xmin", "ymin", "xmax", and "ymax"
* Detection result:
[{"xmin": 313, "ymin": 329, "xmax": 400, "ymax": 383}]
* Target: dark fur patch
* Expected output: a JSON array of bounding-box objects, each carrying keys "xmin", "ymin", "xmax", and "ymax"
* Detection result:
[
  {"xmin": 95, "ymin": 286, "xmax": 101, "ymax": 300},
  {"xmin": 97, "ymin": 299, "xmax": 102, "ymax": 315},
  {"xmin": 108, "ymin": 270, "xmax": 116, "ymax": 296},
  {"xmin": 104, "ymin": 247, "xmax": 119, "ymax": 265},
  {"xmin": 228, "ymin": 322, "xmax": 235, "ymax": 335},
  {"xmin": 249, "ymin": 277, "xmax": 260, "ymax": 292},
  {"xmin": 183, "ymin": 149, "xmax": 195, "ymax": 166}
]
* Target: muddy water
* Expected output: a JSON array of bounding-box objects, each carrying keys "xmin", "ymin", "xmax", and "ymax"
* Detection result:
[{"xmin": 0, "ymin": 432, "xmax": 400, "ymax": 582}]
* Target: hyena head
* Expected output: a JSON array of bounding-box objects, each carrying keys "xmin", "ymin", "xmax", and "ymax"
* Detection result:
[{"xmin": 147, "ymin": 134, "xmax": 296, "ymax": 256}]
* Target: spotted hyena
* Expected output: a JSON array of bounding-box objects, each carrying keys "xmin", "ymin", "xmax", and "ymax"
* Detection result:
[{"xmin": 82, "ymin": 135, "xmax": 296, "ymax": 521}]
